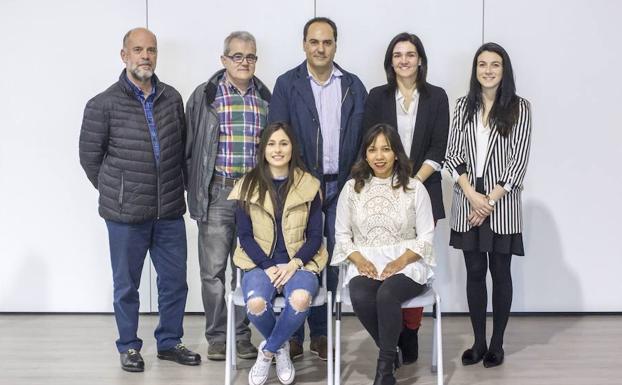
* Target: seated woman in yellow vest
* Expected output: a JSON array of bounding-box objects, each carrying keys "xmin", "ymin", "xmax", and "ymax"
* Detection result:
[{"xmin": 229, "ymin": 121, "xmax": 327, "ymax": 385}]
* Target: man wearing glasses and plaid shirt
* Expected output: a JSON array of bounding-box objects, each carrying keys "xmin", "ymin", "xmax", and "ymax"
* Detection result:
[{"xmin": 185, "ymin": 31, "xmax": 271, "ymax": 361}]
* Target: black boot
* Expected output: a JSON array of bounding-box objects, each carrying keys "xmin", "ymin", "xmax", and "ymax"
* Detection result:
[
  {"xmin": 398, "ymin": 327, "xmax": 419, "ymax": 364},
  {"xmin": 373, "ymin": 351, "xmax": 397, "ymax": 385}
]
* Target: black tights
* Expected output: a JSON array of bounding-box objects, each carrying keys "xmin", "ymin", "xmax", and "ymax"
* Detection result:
[
  {"xmin": 349, "ymin": 274, "xmax": 425, "ymax": 357},
  {"xmin": 463, "ymin": 251, "xmax": 513, "ymax": 353}
]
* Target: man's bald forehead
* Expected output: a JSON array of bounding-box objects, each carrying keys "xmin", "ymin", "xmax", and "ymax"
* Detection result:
[{"xmin": 123, "ymin": 27, "xmax": 157, "ymax": 48}]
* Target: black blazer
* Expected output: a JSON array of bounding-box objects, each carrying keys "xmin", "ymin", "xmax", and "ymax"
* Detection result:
[{"xmin": 363, "ymin": 83, "xmax": 450, "ymax": 220}]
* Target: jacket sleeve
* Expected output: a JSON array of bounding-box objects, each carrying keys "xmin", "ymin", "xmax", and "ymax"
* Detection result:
[
  {"xmin": 178, "ymin": 98, "xmax": 188, "ymax": 189},
  {"xmin": 423, "ymin": 88, "xmax": 450, "ymax": 165},
  {"xmin": 79, "ymin": 97, "xmax": 108, "ymax": 189},
  {"xmin": 267, "ymin": 76, "xmax": 290, "ymax": 124},
  {"xmin": 498, "ymin": 99, "xmax": 532, "ymax": 188},
  {"xmin": 184, "ymin": 89, "xmax": 199, "ymax": 191},
  {"xmin": 362, "ymin": 88, "xmax": 382, "ymax": 133},
  {"xmin": 444, "ymin": 97, "xmax": 468, "ymax": 176}
]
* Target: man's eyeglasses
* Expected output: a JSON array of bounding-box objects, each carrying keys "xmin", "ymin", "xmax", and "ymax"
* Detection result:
[{"xmin": 224, "ymin": 54, "xmax": 258, "ymax": 64}]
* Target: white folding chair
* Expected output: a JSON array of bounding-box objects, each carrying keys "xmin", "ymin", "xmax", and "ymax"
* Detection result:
[
  {"xmin": 334, "ymin": 265, "xmax": 443, "ymax": 385},
  {"xmin": 225, "ymin": 267, "xmax": 334, "ymax": 385}
]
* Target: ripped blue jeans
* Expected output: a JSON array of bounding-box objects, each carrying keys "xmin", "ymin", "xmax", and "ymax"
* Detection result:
[{"xmin": 241, "ymin": 267, "xmax": 319, "ymax": 353}]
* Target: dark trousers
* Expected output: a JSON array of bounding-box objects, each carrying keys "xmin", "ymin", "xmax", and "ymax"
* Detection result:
[
  {"xmin": 349, "ymin": 275, "xmax": 425, "ymax": 355},
  {"xmin": 106, "ymin": 218, "xmax": 188, "ymax": 353},
  {"xmin": 292, "ymin": 180, "xmax": 339, "ymax": 342}
]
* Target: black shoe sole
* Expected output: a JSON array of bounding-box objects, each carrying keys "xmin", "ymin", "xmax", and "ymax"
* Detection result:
[
  {"xmin": 121, "ymin": 366, "xmax": 144, "ymax": 372},
  {"xmin": 157, "ymin": 355, "xmax": 201, "ymax": 366},
  {"xmin": 206, "ymin": 355, "xmax": 226, "ymax": 361}
]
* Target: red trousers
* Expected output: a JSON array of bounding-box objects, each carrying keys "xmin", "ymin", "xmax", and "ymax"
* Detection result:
[{"xmin": 402, "ymin": 307, "xmax": 423, "ymax": 329}]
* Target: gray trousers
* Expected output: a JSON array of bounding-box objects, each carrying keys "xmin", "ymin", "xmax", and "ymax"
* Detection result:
[{"xmin": 197, "ymin": 182, "xmax": 251, "ymax": 344}]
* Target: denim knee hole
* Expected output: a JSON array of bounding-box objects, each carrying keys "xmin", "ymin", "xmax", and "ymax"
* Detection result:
[
  {"xmin": 247, "ymin": 296, "xmax": 268, "ymax": 316},
  {"xmin": 288, "ymin": 289, "xmax": 312, "ymax": 313}
]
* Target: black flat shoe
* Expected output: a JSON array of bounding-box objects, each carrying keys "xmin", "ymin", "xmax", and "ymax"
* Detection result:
[
  {"xmin": 483, "ymin": 349, "xmax": 504, "ymax": 368},
  {"xmin": 398, "ymin": 327, "xmax": 419, "ymax": 365},
  {"xmin": 157, "ymin": 343, "xmax": 201, "ymax": 366},
  {"xmin": 461, "ymin": 346, "xmax": 487, "ymax": 366},
  {"xmin": 120, "ymin": 349, "xmax": 144, "ymax": 372}
]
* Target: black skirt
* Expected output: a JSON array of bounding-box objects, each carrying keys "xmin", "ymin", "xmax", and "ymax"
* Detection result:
[{"xmin": 449, "ymin": 178, "xmax": 524, "ymax": 256}]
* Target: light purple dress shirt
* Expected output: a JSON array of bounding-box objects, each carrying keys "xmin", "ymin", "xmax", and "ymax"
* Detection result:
[{"xmin": 308, "ymin": 65, "xmax": 342, "ymax": 175}]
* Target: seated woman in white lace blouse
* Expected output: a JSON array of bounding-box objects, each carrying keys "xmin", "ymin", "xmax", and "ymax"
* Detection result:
[{"xmin": 332, "ymin": 123, "xmax": 435, "ymax": 385}]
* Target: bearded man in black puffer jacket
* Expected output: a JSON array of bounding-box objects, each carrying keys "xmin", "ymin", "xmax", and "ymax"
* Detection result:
[{"xmin": 79, "ymin": 27, "xmax": 200, "ymax": 373}]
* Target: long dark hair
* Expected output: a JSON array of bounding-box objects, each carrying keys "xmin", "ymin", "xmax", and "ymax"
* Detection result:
[
  {"xmin": 351, "ymin": 124, "xmax": 412, "ymax": 193},
  {"xmin": 237, "ymin": 122, "xmax": 307, "ymax": 213},
  {"xmin": 465, "ymin": 42, "xmax": 519, "ymax": 137},
  {"xmin": 384, "ymin": 32, "xmax": 428, "ymax": 95}
]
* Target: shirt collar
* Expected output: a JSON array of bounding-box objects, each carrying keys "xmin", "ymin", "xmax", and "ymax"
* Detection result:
[
  {"xmin": 395, "ymin": 87, "xmax": 418, "ymax": 102},
  {"xmin": 221, "ymin": 72, "xmax": 255, "ymax": 95},
  {"xmin": 124, "ymin": 72, "xmax": 156, "ymax": 99},
  {"xmin": 306, "ymin": 64, "xmax": 343, "ymax": 86}
]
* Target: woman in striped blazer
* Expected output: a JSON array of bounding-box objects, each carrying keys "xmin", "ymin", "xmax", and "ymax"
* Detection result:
[{"xmin": 444, "ymin": 42, "xmax": 532, "ymax": 368}]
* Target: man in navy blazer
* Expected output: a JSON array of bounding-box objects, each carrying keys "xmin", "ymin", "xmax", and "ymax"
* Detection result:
[{"xmin": 268, "ymin": 16, "xmax": 367, "ymax": 361}]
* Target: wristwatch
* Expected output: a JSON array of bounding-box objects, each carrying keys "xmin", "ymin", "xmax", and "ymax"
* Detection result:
[{"xmin": 485, "ymin": 195, "xmax": 496, "ymax": 207}]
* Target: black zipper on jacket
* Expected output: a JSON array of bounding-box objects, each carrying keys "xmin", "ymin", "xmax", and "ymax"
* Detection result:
[
  {"xmin": 156, "ymin": 165, "xmax": 161, "ymax": 219},
  {"xmin": 118, "ymin": 171, "xmax": 124, "ymax": 211}
]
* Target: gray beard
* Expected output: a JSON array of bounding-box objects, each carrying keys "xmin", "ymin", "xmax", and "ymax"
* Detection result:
[{"xmin": 130, "ymin": 67, "xmax": 153, "ymax": 83}]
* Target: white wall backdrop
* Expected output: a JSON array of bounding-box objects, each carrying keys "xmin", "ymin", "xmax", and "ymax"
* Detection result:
[{"xmin": 0, "ymin": 0, "xmax": 620, "ymax": 312}]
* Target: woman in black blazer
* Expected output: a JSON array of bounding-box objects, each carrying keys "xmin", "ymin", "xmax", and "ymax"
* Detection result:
[
  {"xmin": 363, "ymin": 32, "xmax": 449, "ymax": 365},
  {"xmin": 445, "ymin": 42, "xmax": 532, "ymax": 368}
]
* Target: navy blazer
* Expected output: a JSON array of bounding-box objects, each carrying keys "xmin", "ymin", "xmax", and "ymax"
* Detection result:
[
  {"xmin": 363, "ymin": 83, "xmax": 449, "ymax": 220},
  {"xmin": 268, "ymin": 61, "xmax": 368, "ymax": 191}
]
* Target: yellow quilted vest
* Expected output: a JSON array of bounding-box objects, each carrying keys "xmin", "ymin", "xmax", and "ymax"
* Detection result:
[{"xmin": 228, "ymin": 169, "xmax": 328, "ymax": 273}]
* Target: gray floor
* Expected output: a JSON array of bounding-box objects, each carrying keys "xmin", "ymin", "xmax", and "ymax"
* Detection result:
[{"xmin": 1, "ymin": 314, "xmax": 621, "ymax": 385}]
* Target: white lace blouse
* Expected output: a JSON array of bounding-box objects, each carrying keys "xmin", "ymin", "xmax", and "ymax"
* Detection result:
[{"xmin": 332, "ymin": 176, "xmax": 436, "ymax": 285}]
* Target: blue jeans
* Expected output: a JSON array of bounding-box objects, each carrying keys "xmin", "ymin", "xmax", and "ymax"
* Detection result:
[
  {"xmin": 292, "ymin": 180, "xmax": 339, "ymax": 343},
  {"xmin": 105, "ymin": 218, "xmax": 188, "ymax": 353},
  {"xmin": 242, "ymin": 268, "xmax": 319, "ymax": 353}
]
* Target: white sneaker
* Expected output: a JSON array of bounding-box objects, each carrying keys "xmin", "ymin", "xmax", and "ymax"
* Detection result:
[
  {"xmin": 248, "ymin": 341, "xmax": 272, "ymax": 385},
  {"xmin": 275, "ymin": 341, "xmax": 295, "ymax": 384}
]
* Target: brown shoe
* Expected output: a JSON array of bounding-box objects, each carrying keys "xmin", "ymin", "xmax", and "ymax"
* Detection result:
[
  {"xmin": 288, "ymin": 338, "xmax": 304, "ymax": 361},
  {"xmin": 310, "ymin": 336, "xmax": 328, "ymax": 361}
]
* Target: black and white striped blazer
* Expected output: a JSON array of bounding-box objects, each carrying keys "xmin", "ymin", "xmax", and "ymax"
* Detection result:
[{"xmin": 444, "ymin": 96, "xmax": 532, "ymax": 234}]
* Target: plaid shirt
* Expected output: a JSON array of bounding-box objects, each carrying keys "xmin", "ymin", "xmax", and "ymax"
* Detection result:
[
  {"xmin": 213, "ymin": 75, "xmax": 268, "ymax": 178},
  {"xmin": 125, "ymin": 74, "xmax": 160, "ymax": 166}
]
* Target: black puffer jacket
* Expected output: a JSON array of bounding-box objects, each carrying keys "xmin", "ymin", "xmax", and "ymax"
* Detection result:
[{"xmin": 79, "ymin": 71, "xmax": 186, "ymax": 223}]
